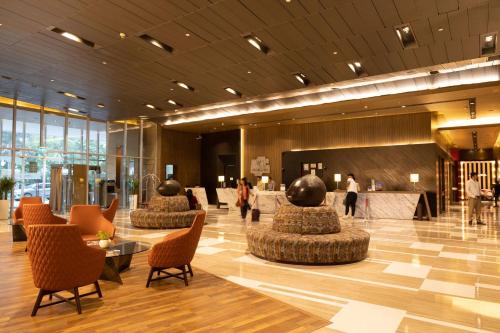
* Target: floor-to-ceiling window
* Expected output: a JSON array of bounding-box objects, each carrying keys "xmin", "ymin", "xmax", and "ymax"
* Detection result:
[{"xmin": 0, "ymin": 98, "xmax": 157, "ymax": 212}]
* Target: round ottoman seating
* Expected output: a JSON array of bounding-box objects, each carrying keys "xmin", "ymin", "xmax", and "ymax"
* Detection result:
[{"xmin": 246, "ymin": 204, "xmax": 370, "ymax": 264}]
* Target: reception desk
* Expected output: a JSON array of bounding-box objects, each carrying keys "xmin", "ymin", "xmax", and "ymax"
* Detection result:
[{"xmin": 333, "ymin": 191, "xmax": 428, "ymax": 220}]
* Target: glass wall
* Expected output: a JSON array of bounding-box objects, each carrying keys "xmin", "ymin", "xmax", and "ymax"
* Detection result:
[{"xmin": 0, "ymin": 100, "xmax": 158, "ymax": 213}]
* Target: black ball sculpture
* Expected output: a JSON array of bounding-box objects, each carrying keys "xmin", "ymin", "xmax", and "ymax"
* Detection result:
[
  {"xmin": 157, "ymin": 180, "xmax": 181, "ymax": 196},
  {"xmin": 286, "ymin": 174, "xmax": 327, "ymax": 207}
]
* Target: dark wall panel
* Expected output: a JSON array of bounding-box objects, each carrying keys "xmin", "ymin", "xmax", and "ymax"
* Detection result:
[
  {"xmin": 201, "ymin": 130, "xmax": 240, "ymax": 204},
  {"xmin": 282, "ymin": 143, "xmax": 440, "ymax": 192}
]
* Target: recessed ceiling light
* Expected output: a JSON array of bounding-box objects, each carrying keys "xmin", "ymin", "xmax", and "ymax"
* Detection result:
[
  {"xmin": 348, "ymin": 61, "xmax": 367, "ymax": 77},
  {"xmin": 333, "ymin": 51, "xmax": 338, "ymax": 55},
  {"xmin": 247, "ymin": 70, "xmax": 252, "ymax": 74},
  {"xmin": 221, "ymin": 122, "xmax": 224, "ymax": 126},
  {"xmin": 50, "ymin": 79, "xmax": 55, "ymax": 82},
  {"xmin": 59, "ymin": 91, "xmax": 85, "ymax": 100},
  {"xmin": 224, "ymin": 87, "xmax": 242, "ymax": 97},
  {"xmin": 395, "ymin": 23, "xmax": 418, "ymax": 49},
  {"xmin": 173, "ymin": 81, "xmax": 194, "ymax": 91},
  {"xmin": 185, "ymin": 33, "xmax": 190, "ymax": 37},
  {"xmin": 68, "ymin": 107, "xmax": 79, "ymax": 112},
  {"xmin": 285, "ymin": 0, "xmax": 292, "ymax": 2},
  {"xmin": 292, "ymin": 118, "xmax": 295, "ymax": 120},
  {"xmin": 293, "ymin": 72, "xmax": 309, "ymax": 86},
  {"xmin": 364, "ymin": 105, "xmax": 368, "ymax": 109},
  {"xmin": 119, "ymin": 32, "xmax": 127, "ymax": 39},
  {"xmin": 170, "ymin": 88, "xmax": 174, "ymax": 91},
  {"xmin": 244, "ymin": 34, "xmax": 269, "ymax": 54},
  {"xmin": 97, "ymin": 103, "xmax": 104, "ymax": 108},
  {"xmin": 50, "ymin": 27, "xmax": 95, "ymax": 48},
  {"xmin": 117, "ymin": 99, "xmax": 121, "ymax": 102},
  {"xmin": 146, "ymin": 104, "xmax": 155, "ymax": 109},
  {"xmin": 277, "ymin": 122, "xmax": 281, "ymax": 125},
  {"xmin": 375, "ymin": 112, "xmax": 379, "ymax": 115},
  {"xmin": 437, "ymin": 27, "xmax": 444, "ymax": 32},
  {"xmin": 401, "ymin": 105, "xmax": 406, "ymax": 108},
  {"xmin": 101, "ymin": 60, "xmax": 107, "ymax": 65},
  {"xmin": 341, "ymin": 112, "xmax": 346, "ymax": 115},
  {"xmin": 139, "ymin": 34, "xmax": 173, "ymax": 53},
  {"xmin": 168, "ymin": 99, "xmax": 183, "ymax": 107}
]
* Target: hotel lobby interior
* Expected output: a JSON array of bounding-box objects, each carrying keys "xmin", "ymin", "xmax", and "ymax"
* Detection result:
[{"xmin": 0, "ymin": 0, "xmax": 500, "ymax": 332}]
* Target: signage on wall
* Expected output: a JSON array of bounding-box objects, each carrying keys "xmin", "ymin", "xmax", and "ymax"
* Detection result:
[{"xmin": 250, "ymin": 156, "xmax": 270, "ymax": 176}]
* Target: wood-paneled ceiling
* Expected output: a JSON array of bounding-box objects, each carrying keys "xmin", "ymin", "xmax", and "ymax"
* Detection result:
[{"xmin": 1, "ymin": 0, "xmax": 500, "ymax": 121}]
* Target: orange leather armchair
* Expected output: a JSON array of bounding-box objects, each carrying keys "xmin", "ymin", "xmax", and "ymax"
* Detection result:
[
  {"xmin": 70, "ymin": 205, "xmax": 116, "ymax": 241},
  {"xmin": 146, "ymin": 211, "xmax": 206, "ymax": 287},
  {"xmin": 28, "ymin": 224, "xmax": 105, "ymax": 316},
  {"xmin": 23, "ymin": 204, "xmax": 67, "ymax": 246},
  {"xmin": 13, "ymin": 196, "xmax": 43, "ymax": 225},
  {"xmin": 102, "ymin": 198, "xmax": 118, "ymax": 223}
]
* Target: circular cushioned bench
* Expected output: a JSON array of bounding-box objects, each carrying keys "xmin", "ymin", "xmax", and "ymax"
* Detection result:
[
  {"xmin": 130, "ymin": 196, "xmax": 201, "ymax": 229},
  {"xmin": 246, "ymin": 204, "xmax": 370, "ymax": 264}
]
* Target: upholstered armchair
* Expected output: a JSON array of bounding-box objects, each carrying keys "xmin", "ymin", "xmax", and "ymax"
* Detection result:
[
  {"xmin": 23, "ymin": 204, "xmax": 67, "ymax": 244},
  {"xmin": 102, "ymin": 198, "xmax": 119, "ymax": 223},
  {"xmin": 146, "ymin": 211, "xmax": 206, "ymax": 287},
  {"xmin": 28, "ymin": 224, "xmax": 105, "ymax": 316},
  {"xmin": 69, "ymin": 205, "xmax": 116, "ymax": 241},
  {"xmin": 13, "ymin": 196, "xmax": 43, "ymax": 225}
]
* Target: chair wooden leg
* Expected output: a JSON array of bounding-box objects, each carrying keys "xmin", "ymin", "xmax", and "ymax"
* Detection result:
[
  {"xmin": 187, "ymin": 264, "xmax": 194, "ymax": 277},
  {"xmin": 181, "ymin": 266, "xmax": 188, "ymax": 286},
  {"xmin": 49, "ymin": 293, "xmax": 53, "ymax": 300},
  {"xmin": 73, "ymin": 288, "xmax": 82, "ymax": 314},
  {"xmin": 31, "ymin": 289, "xmax": 45, "ymax": 317},
  {"xmin": 94, "ymin": 281, "xmax": 103, "ymax": 298},
  {"xmin": 146, "ymin": 268, "xmax": 155, "ymax": 288}
]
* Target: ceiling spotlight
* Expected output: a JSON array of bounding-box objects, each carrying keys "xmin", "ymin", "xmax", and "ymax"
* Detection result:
[
  {"xmin": 67, "ymin": 107, "xmax": 80, "ymax": 113},
  {"xmin": 119, "ymin": 32, "xmax": 127, "ymax": 39},
  {"xmin": 185, "ymin": 33, "xmax": 190, "ymax": 37},
  {"xmin": 333, "ymin": 51, "xmax": 338, "ymax": 55},
  {"xmin": 224, "ymin": 87, "xmax": 242, "ymax": 97},
  {"xmin": 139, "ymin": 34, "xmax": 173, "ymax": 53},
  {"xmin": 364, "ymin": 105, "xmax": 368, "ymax": 109},
  {"xmin": 146, "ymin": 104, "xmax": 155, "ymax": 109},
  {"xmin": 481, "ymin": 32, "xmax": 497, "ymax": 56},
  {"xmin": 243, "ymin": 34, "xmax": 269, "ymax": 54},
  {"xmin": 59, "ymin": 91, "xmax": 85, "ymax": 100},
  {"xmin": 401, "ymin": 105, "xmax": 406, "ymax": 108},
  {"xmin": 395, "ymin": 23, "xmax": 418, "ymax": 49},
  {"xmin": 437, "ymin": 27, "xmax": 444, "ymax": 32},
  {"xmin": 247, "ymin": 70, "xmax": 252, "ymax": 74},
  {"xmin": 50, "ymin": 79, "xmax": 55, "ymax": 82},
  {"xmin": 293, "ymin": 72, "xmax": 309, "ymax": 86},
  {"xmin": 50, "ymin": 27, "xmax": 95, "ymax": 48},
  {"xmin": 347, "ymin": 61, "xmax": 367, "ymax": 77},
  {"xmin": 97, "ymin": 103, "xmax": 104, "ymax": 108},
  {"xmin": 101, "ymin": 60, "xmax": 107, "ymax": 65},
  {"xmin": 469, "ymin": 98, "xmax": 476, "ymax": 119},
  {"xmin": 168, "ymin": 99, "xmax": 183, "ymax": 107},
  {"xmin": 173, "ymin": 81, "xmax": 194, "ymax": 91}
]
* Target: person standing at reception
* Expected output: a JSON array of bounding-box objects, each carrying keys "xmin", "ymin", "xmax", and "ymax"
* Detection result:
[
  {"xmin": 268, "ymin": 177, "xmax": 276, "ymax": 191},
  {"xmin": 238, "ymin": 178, "xmax": 250, "ymax": 220},
  {"xmin": 466, "ymin": 172, "xmax": 485, "ymax": 225},
  {"xmin": 344, "ymin": 173, "xmax": 359, "ymax": 219},
  {"xmin": 256, "ymin": 176, "xmax": 264, "ymax": 191}
]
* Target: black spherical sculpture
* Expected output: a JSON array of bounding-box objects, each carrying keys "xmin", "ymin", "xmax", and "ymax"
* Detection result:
[
  {"xmin": 286, "ymin": 174, "xmax": 327, "ymax": 207},
  {"xmin": 156, "ymin": 180, "xmax": 181, "ymax": 196}
]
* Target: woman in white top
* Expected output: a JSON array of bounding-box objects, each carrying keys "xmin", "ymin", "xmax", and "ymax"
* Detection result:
[{"xmin": 345, "ymin": 173, "xmax": 359, "ymax": 217}]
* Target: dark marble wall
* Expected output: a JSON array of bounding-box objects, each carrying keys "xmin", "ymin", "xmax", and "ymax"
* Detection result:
[{"xmin": 282, "ymin": 143, "xmax": 443, "ymax": 192}]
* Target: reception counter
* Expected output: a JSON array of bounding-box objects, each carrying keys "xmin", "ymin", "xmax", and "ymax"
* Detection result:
[{"xmin": 333, "ymin": 191, "xmax": 427, "ymax": 220}]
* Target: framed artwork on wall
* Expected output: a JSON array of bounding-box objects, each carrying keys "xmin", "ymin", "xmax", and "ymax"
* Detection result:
[{"xmin": 303, "ymin": 163, "xmax": 309, "ymax": 171}]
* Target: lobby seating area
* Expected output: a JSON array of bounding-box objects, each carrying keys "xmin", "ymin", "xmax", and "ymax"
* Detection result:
[{"xmin": 0, "ymin": 1, "xmax": 499, "ymax": 331}]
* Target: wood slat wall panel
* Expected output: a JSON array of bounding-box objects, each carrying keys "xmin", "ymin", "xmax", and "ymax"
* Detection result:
[{"xmin": 243, "ymin": 113, "xmax": 433, "ymax": 184}]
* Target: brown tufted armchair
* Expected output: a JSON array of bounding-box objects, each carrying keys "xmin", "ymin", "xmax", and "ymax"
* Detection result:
[
  {"xmin": 23, "ymin": 204, "xmax": 67, "ymax": 251},
  {"xmin": 12, "ymin": 197, "xmax": 43, "ymax": 242},
  {"xmin": 146, "ymin": 211, "xmax": 206, "ymax": 288},
  {"xmin": 102, "ymin": 198, "xmax": 119, "ymax": 223},
  {"xmin": 13, "ymin": 196, "xmax": 43, "ymax": 225},
  {"xmin": 69, "ymin": 205, "xmax": 116, "ymax": 241},
  {"xmin": 28, "ymin": 224, "xmax": 106, "ymax": 316}
]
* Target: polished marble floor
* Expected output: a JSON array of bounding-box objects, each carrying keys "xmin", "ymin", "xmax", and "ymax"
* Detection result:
[
  {"xmin": 109, "ymin": 203, "xmax": 500, "ymax": 333},
  {"xmin": 2, "ymin": 203, "xmax": 498, "ymax": 333}
]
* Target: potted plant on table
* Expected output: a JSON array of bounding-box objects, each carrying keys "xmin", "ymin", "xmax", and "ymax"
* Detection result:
[
  {"xmin": 128, "ymin": 178, "xmax": 140, "ymax": 210},
  {"xmin": 97, "ymin": 231, "xmax": 111, "ymax": 248},
  {"xmin": 0, "ymin": 177, "xmax": 15, "ymax": 220}
]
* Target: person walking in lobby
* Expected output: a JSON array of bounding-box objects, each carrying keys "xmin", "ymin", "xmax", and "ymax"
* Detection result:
[
  {"xmin": 238, "ymin": 178, "xmax": 250, "ymax": 220},
  {"xmin": 466, "ymin": 172, "xmax": 485, "ymax": 225},
  {"xmin": 344, "ymin": 173, "xmax": 360, "ymax": 219}
]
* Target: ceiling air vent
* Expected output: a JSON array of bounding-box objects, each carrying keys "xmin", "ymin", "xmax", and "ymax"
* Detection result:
[{"xmin": 481, "ymin": 32, "xmax": 497, "ymax": 56}]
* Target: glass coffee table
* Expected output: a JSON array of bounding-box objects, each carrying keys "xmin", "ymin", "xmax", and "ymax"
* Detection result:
[{"xmin": 87, "ymin": 238, "xmax": 151, "ymax": 284}]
